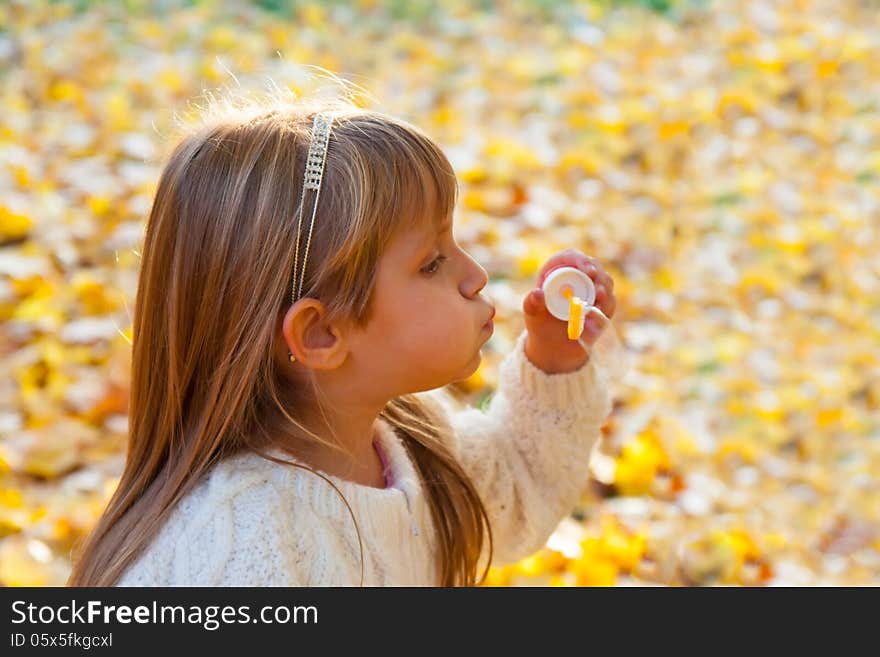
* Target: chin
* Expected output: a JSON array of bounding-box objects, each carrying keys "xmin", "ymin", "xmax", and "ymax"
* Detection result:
[{"xmin": 447, "ymin": 351, "xmax": 481, "ymax": 384}]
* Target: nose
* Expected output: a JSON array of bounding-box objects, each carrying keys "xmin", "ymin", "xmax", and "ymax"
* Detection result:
[
  {"xmin": 460, "ymin": 249, "xmax": 493, "ymax": 316},
  {"xmin": 474, "ymin": 261, "xmax": 489, "ymax": 293},
  {"xmin": 469, "ymin": 256, "xmax": 489, "ymax": 295}
]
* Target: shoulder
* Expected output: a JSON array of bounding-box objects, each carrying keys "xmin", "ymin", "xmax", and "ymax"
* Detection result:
[{"xmin": 118, "ymin": 451, "xmax": 322, "ymax": 586}]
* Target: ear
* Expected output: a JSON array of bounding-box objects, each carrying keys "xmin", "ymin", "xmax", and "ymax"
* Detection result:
[{"xmin": 282, "ymin": 299, "xmax": 349, "ymax": 370}]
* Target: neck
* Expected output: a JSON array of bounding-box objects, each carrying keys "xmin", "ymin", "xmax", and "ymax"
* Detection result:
[{"xmin": 267, "ymin": 390, "xmax": 390, "ymax": 488}]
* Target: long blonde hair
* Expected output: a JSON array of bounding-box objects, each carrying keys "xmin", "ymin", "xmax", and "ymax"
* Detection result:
[{"xmin": 68, "ymin": 85, "xmax": 493, "ymax": 587}]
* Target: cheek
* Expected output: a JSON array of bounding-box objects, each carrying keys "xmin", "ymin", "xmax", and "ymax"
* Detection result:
[
  {"xmin": 369, "ymin": 275, "xmax": 473, "ymax": 348},
  {"xmin": 358, "ymin": 291, "xmax": 479, "ymax": 389},
  {"xmin": 394, "ymin": 294, "xmax": 471, "ymax": 350}
]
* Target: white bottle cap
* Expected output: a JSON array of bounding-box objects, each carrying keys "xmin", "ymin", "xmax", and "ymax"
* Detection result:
[{"xmin": 541, "ymin": 266, "xmax": 596, "ymax": 321}]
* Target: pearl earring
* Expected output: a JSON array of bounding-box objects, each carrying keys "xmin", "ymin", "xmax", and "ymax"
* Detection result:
[{"xmin": 288, "ymin": 350, "xmax": 296, "ymax": 363}]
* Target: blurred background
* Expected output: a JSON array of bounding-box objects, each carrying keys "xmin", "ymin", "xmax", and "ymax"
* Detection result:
[{"xmin": 1, "ymin": 0, "xmax": 878, "ymax": 586}]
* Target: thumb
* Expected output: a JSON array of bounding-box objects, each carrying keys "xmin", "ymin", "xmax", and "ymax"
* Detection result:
[{"xmin": 523, "ymin": 288, "xmax": 547, "ymax": 317}]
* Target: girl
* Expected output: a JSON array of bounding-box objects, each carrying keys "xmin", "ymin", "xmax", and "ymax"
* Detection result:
[{"xmin": 68, "ymin": 90, "xmax": 618, "ymax": 587}]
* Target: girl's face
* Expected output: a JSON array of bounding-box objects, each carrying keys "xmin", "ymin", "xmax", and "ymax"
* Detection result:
[{"xmin": 350, "ymin": 217, "xmax": 495, "ymax": 395}]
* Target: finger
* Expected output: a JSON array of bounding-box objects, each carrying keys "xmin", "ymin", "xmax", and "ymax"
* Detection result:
[
  {"xmin": 603, "ymin": 290, "xmax": 617, "ymax": 319},
  {"xmin": 603, "ymin": 293, "xmax": 617, "ymax": 319},
  {"xmin": 537, "ymin": 249, "xmax": 589, "ymax": 287},
  {"xmin": 523, "ymin": 287, "xmax": 547, "ymax": 317},
  {"xmin": 580, "ymin": 255, "xmax": 599, "ymax": 279},
  {"xmin": 583, "ymin": 258, "xmax": 613, "ymax": 292},
  {"xmin": 581, "ymin": 258, "xmax": 615, "ymax": 299},
  {"xmin": 581, "ymin": 311, "xmax": 604, "ymax": 341},
  {"xmin": 594, "ymin": 284, "xmax": 616, "ymax": 318}
]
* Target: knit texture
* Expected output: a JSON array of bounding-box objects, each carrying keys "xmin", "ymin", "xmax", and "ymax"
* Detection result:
[{"xmin": 117, "ymin": 328, "xmax": 613, "ymax": 586}]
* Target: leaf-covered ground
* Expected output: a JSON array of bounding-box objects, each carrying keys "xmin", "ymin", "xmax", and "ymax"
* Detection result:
[{"xmin": 1, "ymin": 0, "xmax": 878, "ymax": 586}]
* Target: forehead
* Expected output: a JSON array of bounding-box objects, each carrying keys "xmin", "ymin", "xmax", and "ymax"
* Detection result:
[{"xmin": 383, "ymin": 215, "xmax": 452, "ymax": 266}]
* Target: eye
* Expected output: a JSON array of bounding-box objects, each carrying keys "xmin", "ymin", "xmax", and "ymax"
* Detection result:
[{"xmin": 421, "ymin": 254, "xmax": 447, "ymax": 275}]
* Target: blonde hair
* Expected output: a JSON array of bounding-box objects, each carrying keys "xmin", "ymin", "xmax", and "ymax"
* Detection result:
[{"xmin": 68, "ymin": 84, "xmax": 493, "ymax": 587}]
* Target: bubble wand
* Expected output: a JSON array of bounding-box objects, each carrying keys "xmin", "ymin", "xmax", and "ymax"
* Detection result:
[{"xmin": 540, "ymin": 266, "xmax": 630, "ymax": 387}]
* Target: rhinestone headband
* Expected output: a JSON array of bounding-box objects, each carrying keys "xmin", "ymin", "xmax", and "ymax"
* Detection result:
[{"xmin": 290, "ymin": 112, "xmax": 333, "ymax": 306}]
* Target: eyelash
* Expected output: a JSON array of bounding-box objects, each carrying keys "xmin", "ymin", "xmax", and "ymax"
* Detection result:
[{"xmin": 421, "ymin": 254, "xmax": 447, "ymax": 275}]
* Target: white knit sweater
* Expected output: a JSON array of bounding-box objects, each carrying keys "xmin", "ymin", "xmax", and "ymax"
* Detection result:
[{"xmin": 117, "ymin": 329, "xmax": 613, "ymax": 586}]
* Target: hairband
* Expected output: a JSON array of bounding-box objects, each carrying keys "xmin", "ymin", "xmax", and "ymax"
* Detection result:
[{"xmin": 288, "ymin": 112, "xmax": 333, "ymax": 364}]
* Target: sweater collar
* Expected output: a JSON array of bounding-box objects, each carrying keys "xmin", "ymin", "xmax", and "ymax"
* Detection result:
[
  {"xmin": 373, "ymin": 417, "xmax": 421, "ymax": 501},
  {"xmin": 261, "ymin": 416, "xmax": 422, "ymax": 503}
]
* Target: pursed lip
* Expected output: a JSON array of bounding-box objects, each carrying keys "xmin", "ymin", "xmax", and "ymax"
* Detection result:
[{"xmin": 482, "ymin": 306, "xmax": 496, "ymax": 329}]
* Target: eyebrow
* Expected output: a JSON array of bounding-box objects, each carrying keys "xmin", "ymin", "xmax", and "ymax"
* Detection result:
[
  {"xmin": 411, "ymin": 218, "xmax": 452, "ymax": 265},
  {"xmin": 423, "ymin": 218, "xmax": 452, "ymax": 244}
]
